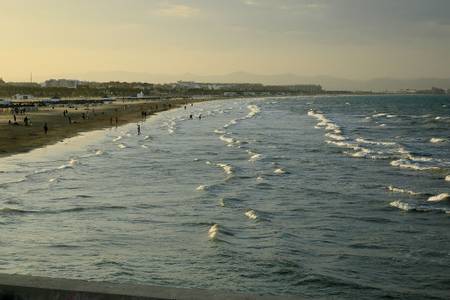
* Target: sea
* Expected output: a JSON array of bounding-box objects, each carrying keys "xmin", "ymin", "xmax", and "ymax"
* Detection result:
[{"xmin": 0, "ymin": 95, "xmax": 449, "ymax": 299}]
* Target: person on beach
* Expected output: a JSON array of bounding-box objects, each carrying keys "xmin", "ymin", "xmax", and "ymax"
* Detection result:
[
  {"xmin": 137, "ymin": 124, "xmax": 141, "ymax": 135},
  {"xmin": 189, "ymin": 114, "xmax": 193, "ymax": 120},
  {"xmin": 24, "ymin": 116, "xmax": 29, "ymax": 126},
  {"xmin": 115, "ymin": 116, "xmax": 118, "ymax": 127},
  {"xmin": 43, "ymin": 123, "xmax": 48, "ymax": 135},
  {"xmin": 198, "ymin": 114, "xmax": 202, "ymax": 120}
]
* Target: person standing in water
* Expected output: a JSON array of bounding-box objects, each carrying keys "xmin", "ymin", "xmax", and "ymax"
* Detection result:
[
  {"xmin": 137, "ymin": 124, "xmax": 141, "ymax": 135},
  {"xmin": 43, "ymin": 123, "xmax": 48, "ymax": 135}
]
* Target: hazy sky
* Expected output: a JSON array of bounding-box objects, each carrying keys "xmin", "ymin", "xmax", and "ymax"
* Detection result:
[{"xmin": 1, "ymin": 0, "xmax": 450, "ymax": 82}]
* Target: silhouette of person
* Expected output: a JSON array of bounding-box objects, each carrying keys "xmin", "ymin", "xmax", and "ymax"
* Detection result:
[{"xmin": 44, "ymin": 123, "xmax": 48, "ymax": 135}]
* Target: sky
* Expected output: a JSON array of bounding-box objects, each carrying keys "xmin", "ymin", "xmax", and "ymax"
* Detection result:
[{"xmin": 1, "ymin": 0, "xmax": 450, "ymax": 82}]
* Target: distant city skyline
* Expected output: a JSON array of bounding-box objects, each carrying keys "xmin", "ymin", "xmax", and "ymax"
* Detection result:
[{"xmin": 1, "ymin": 0, "xmax": 450, "ymax": 83}]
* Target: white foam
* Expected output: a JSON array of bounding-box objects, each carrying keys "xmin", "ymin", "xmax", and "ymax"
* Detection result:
[
  {"xmin": 246, "ymin": 104, "xmax": 261, "ymax": 118},
  {"xmin": 49, "ymin": 178, "xmax": 57, "ymax": 183},
  {"xmin": 208, "ymin": 224, "xmax": 219, "ymax": 239},
  {"xmin": 57, "ymin": 159, "xmax": 78, "ymax": 169},
  {"xmin": 325, "ymin": 133, "xmax": 346, "ymax": 141},
  {"xmin": 430, "ymin": 137, "xmax": 446, "ymax": 143},
  {"xmin": 372, "ymin": 113, "xmax": 387, "ymax": 118},
  {"xmin": 256, "ymin": 176, "xmax": 264, "ymax": 181},
  {"xmin": 217, "ymin": 163, "xmax": 234, "ymax": 175},
  {"xmin": 390, "ymin": 200, "xmax": 415, "ymax": 211},
  {"xmin": 113, "ymin": 136, "xmax": 122, "ymax": 142},
  {"xmin": 141, "ymin": 145, "xmax": 148, "ymax": 149},
  {"xmin": 356, "ymin": 138, "xmax": 396, "ymax": 146},
  {"xmin": 388, "ymin": 186, "xmax": 420, "ymax": 196},
  {"xmin": 95, "ymin": 150, "xmax": 104, "ymax": 155},
  {"xmin": 274, "ymin": 168, "xmax": 286, "ymax": 175},
  {"xmin": 118, "ymin": 144, "xmax": 127, "ymax": 149},
  {"xmin": 428, "ymin": 193, "xmax": 449, "ymax": 202},
  {"xmin": 245, "ymin": 209, "xmax": 258, "ymax": 220},
  {"xmin": 249, "ymin": 153, "xmax": 262, "ymax": 162},
  {"xmin": 379, "ymin": 124, "xmax": 386, "ymax": 127},
  {"xmin": 196, "ymin": 185, "xmax": 208, "ymax": 191},
  {"xmin": 326, "ymin": 140, "xmax": 360, "ymax": 150},
  {"xmin": 390, "ymin": 159, "xmax": 440, "ymax": 171},
  {"xmin": 445, "ymin": 175, "xmax": 450, "ymax": 182},
  {"xmin": 214, "ymin": 129, "xmax": 226, "ymax": 134}
]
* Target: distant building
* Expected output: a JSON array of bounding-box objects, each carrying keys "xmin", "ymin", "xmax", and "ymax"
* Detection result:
[
  {"xmin": 6, "ymin": 82, "xmax": 40, "ymax": 87},
  {"xmin": 43, "ymin": 79, "xmax": 80, "ymax": 88},
  {"xmin": 137, "ymin": 91, "xmax": 145, "ymax": 98},
  {"xmin": 14, "ymin": 94, "xmax": 34, "ymax": 100},
  {"xmin": 431, "ymin": 87, "xmax": 446, "ymax": 94}
]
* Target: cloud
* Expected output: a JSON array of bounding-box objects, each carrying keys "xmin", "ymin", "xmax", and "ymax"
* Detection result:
[{"xmin": 156, "ymin": 3, "xmax": 199, "ymax": 18}]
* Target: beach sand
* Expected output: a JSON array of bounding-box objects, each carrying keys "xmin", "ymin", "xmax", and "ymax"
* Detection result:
[{"xmin": 0, "ymin": 98, "xmax": 194, "ymax": 157}]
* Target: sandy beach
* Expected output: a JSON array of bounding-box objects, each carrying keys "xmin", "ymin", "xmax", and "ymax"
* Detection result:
[{"xmin": 0, "ymin": 98, "xmax": 197, "ymax": 158}]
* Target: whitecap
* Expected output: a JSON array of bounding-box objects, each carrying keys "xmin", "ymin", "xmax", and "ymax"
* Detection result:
[
  {"xmin": 196, "ymin": 185, "xmax": 208, "ymax": 191},
  {"xmin": 245, "ymin": 209, "xmax": 258, "ymax": 220},
  {"xmin": 356, "ymin": 138, "xmax": 396, "ymax": 146},
  {"xmin": 445, "ymin": 175, "xmax": 450, "ymax": 182},
  {"xmin": 246, "ymin": 104, "xmax": 261, "ymax": 118},
  {"xmin": 208, "ymin": 224, "xmax": 219, "ymax": 239},
  {"xmin": 325, "ymin": 133, "xmax": 346, "ymax": 141},
  {"xmin": 428, "ymin": 193, "xmax": 449, "ymax": 202},
  {"xmin": 214, "ymin": 129, "xmax": 226, "ymax": 134},
  {"xmin": 390, "ymin": 159, "xmax": 439, "ymax": 171},
  {"xmin": 430, "ymin": 137, "xmax": 446, "ymax": 144},
  {"xmin": 249, "ymin": 153, "xmax": 262, "ymax": 162},
  {"xmin": 95, "ymin": 150, "xmax": 104, "ymax": 155},
  {"xmin": 274, "ymin": 168, "xmax": 286, "ymax": 175},
  {"xmin": 113, "ymin": 136, "xmax": 122, "ymax": 142},
  {"xmin": 372, "ymin": 113, "xmax": 387, "ymax": 118},
  {"xmin": 388, "ymin": 186, "xmax": 420, "ymax": 196},
  {"xmin": 390, "ymin": 200, "xmax": 416, "ymax": 211},
  {"xmin": 117, "ymin": 144, "xmax": 127, "ymax": 149},
  {"xmin": 217, "ymin": 163, "xmax": 234, "ymax": 175}
]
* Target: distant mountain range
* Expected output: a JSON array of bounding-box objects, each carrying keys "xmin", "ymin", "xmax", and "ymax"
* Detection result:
[{"xmin": 51, "ymin": 71, "xmax": 450, "ymax": 92}]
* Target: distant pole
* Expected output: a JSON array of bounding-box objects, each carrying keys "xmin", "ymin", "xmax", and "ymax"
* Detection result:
[{"xmin": 30, "ymin": 72, "xmax": 33, "ymax": 83}]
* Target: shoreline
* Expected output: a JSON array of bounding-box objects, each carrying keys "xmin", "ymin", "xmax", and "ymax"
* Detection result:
[{"xmin": 0, "ymin": 98, "xmax": 206, "ymax": 158}]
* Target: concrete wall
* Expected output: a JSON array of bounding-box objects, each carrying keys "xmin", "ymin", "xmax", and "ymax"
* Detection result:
[{"xmin": 0, "ymin": 274, "xmax": 301, "ymax": 300}]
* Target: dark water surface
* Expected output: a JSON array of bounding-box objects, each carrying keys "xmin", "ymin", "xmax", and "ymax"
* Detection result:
[{"xmin": 0, "ymin": 95, "xmax": 449, "ymax": 299}]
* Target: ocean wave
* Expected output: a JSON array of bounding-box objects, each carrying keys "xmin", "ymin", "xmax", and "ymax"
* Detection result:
[
  {"xmin": 219, "ymin": 135, "xmax": 240, "ymax": 147},
  {"xmin": 356, "ymin": 138, "xmax": 396, "ymax": 146},
  {"xmin": 208, "ymin": 224, "xmax": 219, "ymax": 240},
  {"xmin": 196, "ymin": 185, "xmax": 208, "ymax": 191},
  {"xmin": 445, "ymin": 175, "xmax": 450, "ymax": 182},
  {"xmin": 0, "ymin": 205, "xmax": 127, "ymax": 216},
  {"xmin": 390, "ymin": 159, "xmax": 440, "ymax": 171},
  {"xmin": 113, "ymin": 136, "xmax": 122, "ymax": 142},
  {"xmin": 246, "ymin": 104, "xmax": 261, "ymax": 118},
  {"xmin": 387, "ymin": 186, "xmax": 420, "ymax": 196},
  {"xmin": 274, "ymin": 168, "xmax": 286, "ymax": 175},
  {"xmin": 57, "ymin": 159, "xmax": 78, "ymax": 170},
  {"xmin": 117, "ymin": 144, "xmax": 127, "ymax": 149},
  {"xmin": 430, "ymin": 137, "xmax": 446, "ymax": 144},
  {"xmin": 216, "ymin": 163, "xmax": 234, "ymax": 175},
  {"xmin": 389, "ymin": 200, "xmax": 447, "ymax": 213},
  {"xmin": 372, "ymin": 113, "xmax": 387, "ymax": 118},
  {"xmin": 428, "ymin": 193, "xmax": 449, "ymax": 202},
  {"xmin": 245, "ymin": 209, "xmax": 258, "ymax": 220},
  {"xmin": 325, "ymin": 133, "xmax": 346, "ymax": 141}
]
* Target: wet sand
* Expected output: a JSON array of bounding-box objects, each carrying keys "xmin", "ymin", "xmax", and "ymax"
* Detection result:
[{"xmin": 0, "ymin": 98, "xmax": 197, "ymax": 158}]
